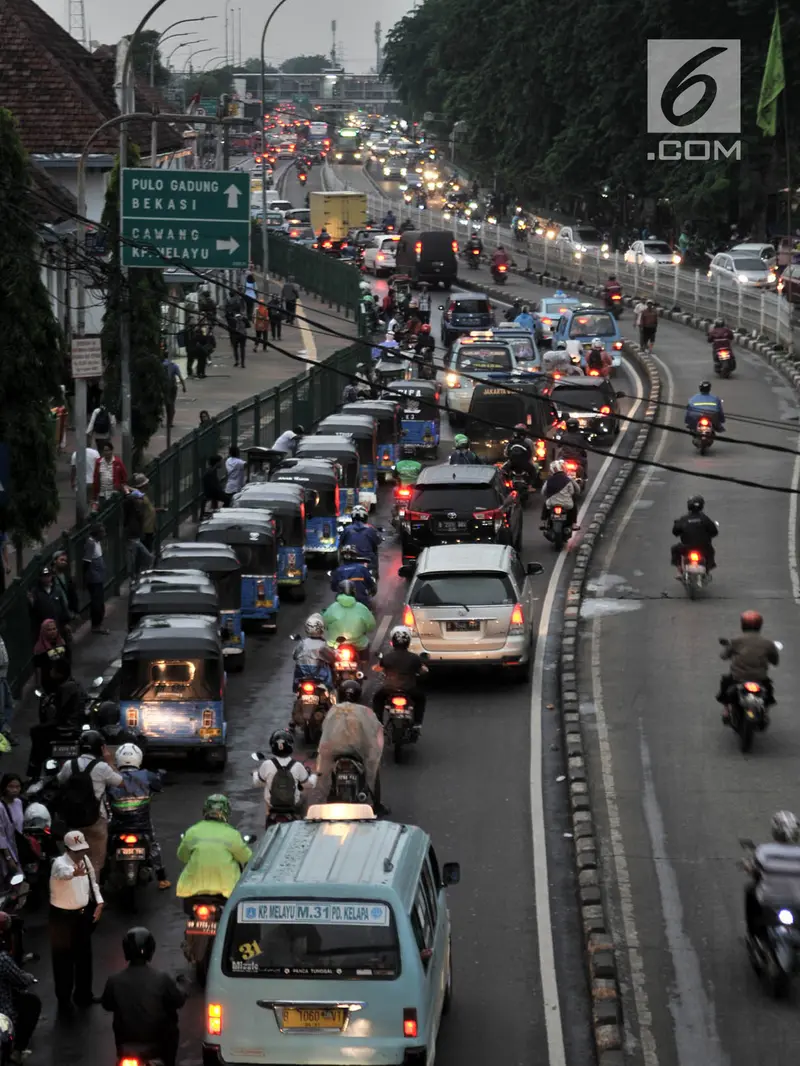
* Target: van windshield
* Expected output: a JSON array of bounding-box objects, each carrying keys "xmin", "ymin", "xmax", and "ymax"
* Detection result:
[{"xmin": 224, "ymin": 899, "xmax": 400, "ymax": 979}]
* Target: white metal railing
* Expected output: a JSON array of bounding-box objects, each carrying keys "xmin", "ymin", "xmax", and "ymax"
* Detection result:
[{"xmin": 361, "ymin": 181, "xmax": 794, "ymax": 350}]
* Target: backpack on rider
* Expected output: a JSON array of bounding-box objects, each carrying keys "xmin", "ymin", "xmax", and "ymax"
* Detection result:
[
  {"xmin": 56, "ymin": 758, "xmax": 101, "ymax": 829},
  {"xmin": 269, "ymin": 758, "xmax": 297, "ymax": 809}
]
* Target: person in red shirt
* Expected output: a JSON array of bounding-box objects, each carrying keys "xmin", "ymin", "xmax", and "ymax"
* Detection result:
[
  {"xmin": 92, "ymin": 441, "xmax": 127, "ymax": 506},
  {"xmin": 707, "ymin": 317, "xmax": 734, "ymax": 346}
]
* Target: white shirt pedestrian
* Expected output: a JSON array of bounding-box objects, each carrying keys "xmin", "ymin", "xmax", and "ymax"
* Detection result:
[
  {"xmin": 57, "ymin": 756, "xmax": 122, "ymax": 820},
  {"xmin": 49, "ymin": 834, "xmax": 104, "ymax": 910},
  {"xmin": 225, "ymin": 455, "xmax": 246, "ymax": 495},
  {"xmin": 70, "ymin": 447, "xmax": 100, "ymax": 490},
  {"xmin": 273, "ymin": 429, "xmax": 298, "ymax": 454}
]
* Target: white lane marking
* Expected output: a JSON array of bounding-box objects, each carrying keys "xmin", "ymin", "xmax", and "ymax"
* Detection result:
[
  {"xmin": 588, "ymin": 350, "xmax": 675, "ymax": 1066},
  {"xmin": 529, "ymin": 356, "xmax": 645, "ymax": 1066},
  {"xmin": 789, "ymin": 433, "xmax": 800, "ymax": 603},
  {"xmin": 373, "ymin": 613, "xmax": 392, "ymax": 652}
]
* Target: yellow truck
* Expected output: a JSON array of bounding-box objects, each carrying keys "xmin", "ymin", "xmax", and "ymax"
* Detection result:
[{"xmin": 309, "ymin": 190, "xmax": 367, "ymax": 240}]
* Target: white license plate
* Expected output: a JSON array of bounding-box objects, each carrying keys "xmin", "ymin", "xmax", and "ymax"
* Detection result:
[
  {"xmin": 52, "ymin": 744, "xmax": 79, "ymax": 758},
  {"xmin": 186, "ymin": 920, "xmax": 218, "ymax": 935},
  {"xmin": 446, "ymin": 619, "xmax": 480, "ymax": 632},
  {"xmin": 301, "ymin": 694, "xmax": 319, "ymax": 704},
  {"xmin": 116, "ymin": 847, "xmax": 146, "ymax": 859},
  {"xmin": 335, "ymin": 661, "xmax": 356, "ymax": 670}
]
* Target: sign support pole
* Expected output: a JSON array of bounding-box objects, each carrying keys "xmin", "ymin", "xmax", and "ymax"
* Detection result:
[
  {"xmin": 119, "ymin": 42, "xmax": 134, "ymax": 476},
  {"xmin": 75, "ymin": 379, "xmax": 88, "ymax": 524}
]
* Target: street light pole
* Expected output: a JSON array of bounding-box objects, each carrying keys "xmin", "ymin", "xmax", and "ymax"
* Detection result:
[
  {"xmin": 165, "ymin": 38, "xmax": 199, "ymax": 65},
  {"xmin": 182, "ymin": 46, "xmax": 213, "ymax": 74},
  {"xmin": 149, "ymin": 16, "xmax": 217, "ymax": 85},
  {"xmin": 260, "ymin": 0, "xmax": 291, "ymax": 285}
]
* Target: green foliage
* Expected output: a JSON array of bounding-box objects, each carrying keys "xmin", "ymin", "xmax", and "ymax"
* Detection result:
[
  {"xmin": 133, "ymin": 30, "xmax": 170, "ymax": 88},
  {"xmin": 383, "ymin": 0, "xmax": 800, "ymax": 231},
  {"xmin": 280, "ymin": 55, "xmax": 330, "ymax": 74},
  {"xmin": 0, "ymin": 109, "xmax": 64, "ymax": 542},
  {"xmin": 100, "ymin": 145, "xmax": 167, "ymax": 467}
]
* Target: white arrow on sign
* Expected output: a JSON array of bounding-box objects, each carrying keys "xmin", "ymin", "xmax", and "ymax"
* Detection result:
[
  {"xmin": 216, "ymin": 237, "xmax": 240, "ymax": 254},
  {"xmin": 225, "ymin": 183, "xmax": 242, "ymax": 209}
]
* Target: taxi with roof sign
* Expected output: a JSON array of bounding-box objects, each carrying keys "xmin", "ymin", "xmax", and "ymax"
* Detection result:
[
  {"xmin": 532, "ymin": 292, "xmax": 584, "ymax": 348},
  {"xmin": 550, "ymin": 305, "xmax": 624, "ymax": 374},
  {"xmin": 444, "ymin": 333, "xmax": 517, "ymax": 424},
  {"xmin": 204, "ymin": 803, "xmax": 460, "ymax": 1066}
]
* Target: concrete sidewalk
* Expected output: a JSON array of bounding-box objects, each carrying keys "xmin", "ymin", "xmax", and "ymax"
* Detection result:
[{"xmin": 40, "ymin": 287, "xmax": 360, "ymax": 560}]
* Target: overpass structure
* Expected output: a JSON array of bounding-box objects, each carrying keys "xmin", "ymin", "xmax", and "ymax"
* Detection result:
[{"xmin": 233, "ymin": 71, "xmax": 401, "ymax": 112}]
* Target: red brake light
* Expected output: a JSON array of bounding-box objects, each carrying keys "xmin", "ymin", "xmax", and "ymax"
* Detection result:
[
  {"xmin": 194, "ymin": 904, "xmax": 212, "ymax": 919},
  {"xmin": 599, "ymin": 405, "xmax": 611, "ymax": 415},
  {"xmin": 402, "ymin": 606, "xmax": 415, "ymax": 628},
  {"xmin": 405, "ymin": 510, "xmax": 430, "ymax": 522},
  {"xmin": 698, "ymin": 417, "xmax": 710, "ymax": 426},
  {"xmin": 687, "ymin": 551, "xmax": 701, "ymax": 564},
  {"xmin": 552, "ymin": 372, "xmax": 562, "ymax": 379},
  {"xmin": 510, "ymin": 603, "xmax": 524, "ymax": 626},
  {"xmin": 535, "ymin": 439, "xmax": 547, "ymax": 460},
  {"xmin": 120, "ymin": 1060, "xmax": 140, "ymax": 1066},
  {"xmin": 588, "ymin": 369, "xmax": 600, "ymax": 376},
  {"xmin": 553, "ymin": 506, "xmax": 563, "ymax": 515},
  {"xmin": 564, "ymin": 460, "xmax": 578, "ymax": 471},
  {"xmin": 613, "ymin": 341, "xmax": 623, "ymax": 350},
  {"xmin": 396, "ymin": 486, "xmax": 412, "ymax": 498},
  {"xmin": 391, "ymin": 696, "xmax": 408, "ymax": 707},
  {"xmin": 403, "ymin": 1009, "xmax": 418, "ymax": 1038},
  {"xmin": 541, "ymin": 317, "xmax": 552, "ymax": 325},
  {"xmin": 744, "ymin": 681, "xmax": 762, "ymax": 693},
  {"xmin": 208, "ymin": 1003, "xmax": 223, "ymax": 1036},
  {"xmin": 338, "ymin": 647, "xmax": 353, "ymax": 662},
  {"xmin": 323, "ymin": 241, "xmax": 332, "ymax": 248},
  {"xmin": 377, "ymin": 254, "xmax": 385, "ymax": 261},
  {"xmin": 301, "ymin": 681, "xmax": 316, "ymax": 693},
  {"xmin": 498, "ymin": 264, "xmax": 507, "ymax": 272},
  {"xmin": 611, "ymin": 293, "xmax": 621, "ymax": 301},
  {"xmin": 473, "ymin": 507, "xmax": 501, "ymax": 521},
  {"xmin": 121, "ymin": 834, "xmax": 139, "ymax": 844},
  {"xmin": 451, "ymin": 240, "xmax": 458, "ymax": 254},
  {"xmin": 414, "ymin": 241, "xmax": 422, "ymax": 255}
]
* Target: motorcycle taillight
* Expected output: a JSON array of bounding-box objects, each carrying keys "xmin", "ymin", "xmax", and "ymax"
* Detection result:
[
  {"xmin": 301, "ymin": 681, "xmax": 316, "ymax": 693},
  {"xmin": 391, "ymin": 696, "xmax": 408, "ymax": 708}
]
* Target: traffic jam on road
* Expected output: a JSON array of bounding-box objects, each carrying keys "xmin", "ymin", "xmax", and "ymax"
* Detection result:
[{"xmin": 10, "ymin": 105, "xmax": 800, "ymax": 1066}]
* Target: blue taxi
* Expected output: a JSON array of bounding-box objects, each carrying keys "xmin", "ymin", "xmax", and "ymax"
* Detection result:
[{"xmin": 551, "ymin": 305, "xmax": 624, "ymax": 373}]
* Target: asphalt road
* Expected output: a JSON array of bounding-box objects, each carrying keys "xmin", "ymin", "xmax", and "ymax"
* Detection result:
[
  {"xmin": 576, "ymin": 313, "xmax": 800, "ymax": 1064},
  {"xmin": 12, "ymin": 174, "xmax": 654, "ymax": 1066}
]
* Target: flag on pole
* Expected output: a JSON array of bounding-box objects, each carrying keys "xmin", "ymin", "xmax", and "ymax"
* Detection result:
[{"xmin": 757, "ymin": 7, "xmax": 785, "ymax": 137}]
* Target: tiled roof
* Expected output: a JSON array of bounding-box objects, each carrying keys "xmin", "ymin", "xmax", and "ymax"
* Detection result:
[
  {"xmin": 91, "ymin": 45, "xmax": 186, "ymax": 154},
  {"xmin": 29, "ymin": 162, "xmax": 77, "ymax": 224},
  {"xmin": 0, "ymin": 0, "xmax": 118, "ymax": 153}
]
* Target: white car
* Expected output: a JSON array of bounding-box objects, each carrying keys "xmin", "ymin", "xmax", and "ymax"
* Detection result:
[
  {"xmin": 729, "ymin": 242, "xmax": 777, "ymax": 269},
  {"xmin": 555, "ymin": 224, "xmax": 610, "ymax": 260},
  {"xmin": 624, "ymin": 239, "xmax": 682, "ymax": 267},
  {"xmin": 362, "ymin": 234, "xmax": 400, "ymax": 276},
  {"xmin": 707, "ymin": 252, "xmax": 777, "ymax": 289}
]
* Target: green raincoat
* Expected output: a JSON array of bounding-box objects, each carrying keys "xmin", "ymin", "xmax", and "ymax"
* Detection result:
[
  {"xmin": 176, "ymin": 819, "xmax": 252, "ymax": 899},
  {"xmin": 323, "ymin": 593, "xmax": 376, "ymax": 651}
]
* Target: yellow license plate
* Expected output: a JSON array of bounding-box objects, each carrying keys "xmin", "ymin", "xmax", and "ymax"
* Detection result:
[
  {"xmin": 199, "ymin": 726, "xmax": 221, "ymax": 739},
  {"xmin": 282, "ymin": 1008, "xmax": 346, "ymax": 1030},
  {"xmin": 257, "ymin": 600, "xmax": 273, "ymax": 607}
]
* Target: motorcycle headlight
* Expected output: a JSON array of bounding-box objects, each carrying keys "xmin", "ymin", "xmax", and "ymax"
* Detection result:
[{"xmin": 779, "ymin": 909, "xmax": 794, "ymax": 925}]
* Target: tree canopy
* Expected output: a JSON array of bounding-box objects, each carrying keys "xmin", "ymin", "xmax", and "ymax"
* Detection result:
[
  {"xmin": 280, "ymin": 54, "xmax": 330, "ymax": 74},
  {"xmin": 383, "ymin": 0, "xmax": 800, "ymax": 234},
  {"xmin": 0, "ymin": 109, "xmax": 64, "ymax": 543},
  {"xmin": 131, "ymin": 29, "xmax": 170, "ymax": 88}
]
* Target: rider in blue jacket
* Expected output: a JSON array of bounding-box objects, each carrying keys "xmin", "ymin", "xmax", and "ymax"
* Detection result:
[
  {"xmin": 338, "ymin": 506, "xmax": 382, "ymax": 568},
  {"xmin": 329, "ymin": 545, "xmax": 377, "ymax": 604},
  {"xmin": 514, "ymin": 306, "xmax": 535, "ymax": 334},
  {"xmin": 685, "ymin": 380, "xmax": 725, "ymax": 431}
]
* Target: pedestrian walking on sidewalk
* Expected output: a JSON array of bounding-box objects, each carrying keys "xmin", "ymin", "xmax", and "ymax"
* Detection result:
[
  {"xmin": 82, "ymin": 524, "xmax": 108, "ymax": 634},
  {"xmin": 163, "ymin": 356, "xmax": 186, "ymax": 429},
  {"xmin": 92, "ymin": 442, "xmax": 127, "ymax": 507},
  {"xmin": 224, "ymin": 445, "xmax": 246, "ymax": 504},
  {"xmin": 202, "ymin": 456, "xmax": 227, "ymax": 515},
  {"xmin": 48, "ymin": 829, "xmax": 105, "ymax": 1013},
  {"xmin": 254, "ymin": 299, "xmax": 269, "ymax": 351},
  {"xmin": 225, "ymin": 291, "xmax": 248, "ymax": 367},
  {"xmin": 132, "ymin": 474, "xmax": 162, "ymax": 554},
  {"xmin": 244, "ymin": 273, "xmax": 258, "ymax": 323},
  {"xmin": 0, "ymin": 637, "xmax": 16, "ymax": 744},
  {"xmin": 86, "ymin": 403, "xmax": 114, "ymax": 449},
  {"xmin": 70, "ymin": 445, "xmax": 100, "ymax": 498},
  {"xmin": 123, "ymin": 486, "xmax": 154, "ymax": 579},
  {"xmin": 268, "ymin": 294, "xmax": 283, "ymax": 341},
  {"xmin": 29, "ymin": 568, "xmax": 70, "ymax": 643},
  {"xmin": 282, "ymin": 276, "xmax": 299, "ymax": 326}
]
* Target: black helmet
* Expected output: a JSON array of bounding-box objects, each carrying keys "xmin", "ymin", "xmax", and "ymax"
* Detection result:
[
  {"xmin": 122, "ymin": 926, "xmax": 156, "ymax": 963},
  {"xmin": 79, "ymin": 729, "xmax": 105, "ymax": 757},
  {"xmin": 608, "ymin": 274, "xmax": 617, "ymax": 281},
  {"xmin": 292, "ymin": 425, "xmax": 305, "ymax": 435},
  {"xmin": 566, "ymin": 418, "xmax": 580, "ymax": 432},
  {"xmin": 338, "ymin": 579, "xmax": 356, "ymax": 597},
  {"xmin": 340, "ymin": 544, "xmax": 359, "ymax": 562},
  {"xmin": 513, "ymin": 423, "xmax": 527, "ymax": 437},
  {"xmin": 687, "ymin": 495, "xmax": 704, "ymax": 513},
  {"xmin": 714, "ymin": 317, "xmax": 724, "ymax": 327},
  {"xmin": 699, "ymin": 381, "xmax": 712, "ymax": 394},
  {"xmin": 270, "ymin": 728, "xmax": 294, "ymax": 756},
  {"xmin": 95, "ymin": 700, "xmax": 119, "ymax": 728},
  {"xmin": 338, "ymin": 679, "xmax": 363, "ymax": 702}
]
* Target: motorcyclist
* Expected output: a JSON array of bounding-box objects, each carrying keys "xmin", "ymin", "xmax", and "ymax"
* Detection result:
[
  {"xmin": 323, "ymin": 580, "xmax": 377, "ymax": 658},
  {"xmin": 95, "ymin": 699, "xmax": 147, "ymax": 754},
  {"xmin": 707, "ymin": 317, "xmax": 735, "ymax": 368},
  {"xmin": 330, "ymin": 545, "xmax": 377, "ymax": 605},
  {"xmin": 107, "ymin": 744, "xmax": 170, "ymax": 889},
  {"xmin": 381, "ymin": 209, "xmax": 396, "ymax": 231},
  {"xmin": 504, "ymin": 297, "xmax": 523, "ymax": 323},
  {"xmin": 670, "ymin": 495, "xmax": 718, "ymax": 573},
  {"xmin": 717, "ymin": 611, "xmax": 779, "ymax": 719},
  {"xmin": 503, "ymin": 424, "xmax": 539, "ymax": 485},
  {"xmin": 318, "ymin": 226, "xmax": 331, "ymax": 245},
  {"xmin": 372, "ymin": 330, "xmax": 401, "ymax": 361},
  {"xmin": 685, "ymin": 380, "xmax": 725, "ymax": 432},
  {"xmin": 0, "ymin": 912, "xmax": 40, "ymax": 1057},
  {"xmin": 604, "ymin": 275, "xmax": 622, "ymax": 309},
  {"xmin": 414, "ymin": 322, "xmax": 436, "ymax": 364},
  {"xmin": 252, "ymin": 729, "xmax": 317, "ymax": 822},
  {"xmin": 399, "ymin": 217, "xmax": 414, "ymax": 233},
  {"xmin": 465, "ymin": 231, "xmax": 483, "ymax": 256},
  {"xmin": 175, "ymin": 795, "xmax": 252, "ymax": 903},
  {"xmin": 450, "ymin": 433, "xmax": 480, "ymax": 465},
  {"xmin": 101, "ymin": 927, "xmax": 187, "ymax": 1066},
  {"xmin": 585, "ymin": 337, "xmax": 613, "ymax": 376},
  {"xmin": 514, "ymin": 305, "xmax": 535, "ymax": 333},
  {"xmin": 743, "ymin": 812, "xmax": 800, "ymax": 945},
  {"xmin": 338, "ymin": 505, "xmax": 381, "ymax": 570},
  {"xmin": 540, "ymin": 459, "xmax": 579, "ymax": 528},
  {"xmin": 372, "ymin": 627, "xmax": 428, "ymax": 731},
  {"xmin": 292, "ymin": 614, "xmax": 335, "ymax": 688},
  {"xmin": 556, "ymin": 418, "xmax": 589, "ymax": 479},
  {"xmin": 491, "ymin": 245, "xmax": 510, "ymax": 273},
  {"xmin": 316, "ymin": 679, "xmax": 384, "ymax": 810},
  {"xmin": 542, "ymin": 340, "xmax": 574, "ymax": 377}
]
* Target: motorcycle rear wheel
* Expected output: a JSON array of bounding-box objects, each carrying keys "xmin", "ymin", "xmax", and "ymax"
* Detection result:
[{"xmin": 739, "ymin": 715, "xmax": 754, "ymax": 753}]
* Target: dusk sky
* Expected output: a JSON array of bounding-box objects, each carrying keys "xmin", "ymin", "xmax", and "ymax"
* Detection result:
[{"xmin": 39, "ymin": 0, "xmax": 415, "ymax": 73}]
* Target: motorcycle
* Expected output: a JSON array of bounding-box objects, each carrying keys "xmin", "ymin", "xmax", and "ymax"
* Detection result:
[
  {"xmin": 712, "ymin": 342, "xmax": 736, "ymax": 378},
  {"xmin": 544, "ymin": 503, "xmax": 576, "ymax": 551},
  {"xmin": 741, "ymin": 837, "xmax": 800, "ymax": 997},
  {"xmin": 297, "ymin": 171, "xmax": 308, "ymax": 184},
  {"xmin": 182, "ymin": 893, "xmax": 228, "ymax": 985},
  {"xmin": 605, "ymin": 292, "xmax": 623, "ymax": 319},
  {"xmin": 384, "ymin": 692, "xmax": 418, "ymax": 762},
  {"xmin": 106, "ymin": 829, "xmax": 153, "ymax": 910},
  {"xmin": 251, "ymin": 752, "xmax": 304, "ymax": 827},
  {"xmin": 330, "ymin": 752, "xmax": 370, "ymax": 804},
  {"xmin": 292, "ymin": 676, "xmax": 334, "ymax": 745},
  {"xmin": 491, "ymin": 262, "xmax": 509, "ymax": 285},
  {"xmin": 692, "ymin": 415, "xmax": 715, "ymax": 454},
  {"xmin": 719, "ymin": 638, "xmax": 782, "ymax": 752},
  {"xmin": 332, "ymin": 638, "xmax": 365, "ymax": 695},
  {"xmin": 678, "ymin": 548, "xmax": 710, "ymax": 599},
  {"xmin": 561, "ymin": 458, "xmax": 586, "ymax": 495},
  {"xmin": 466, "ymin": 247, "xmax": 480, "ymax": 270},
  {"xmin": 391, "ymin": 483, "xmax": 414, "ymax": 528}
]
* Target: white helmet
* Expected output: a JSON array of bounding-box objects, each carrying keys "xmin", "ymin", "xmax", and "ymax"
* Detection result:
[
  {"xmin": 772, "ymin": 810, "xmax": 800, "ymax": 844},
  {"xmin": 305, "ymin": 613, "xmax": 325, "ymax": 638},
  {"xmin": 351, "ymin": 504, "xmax": 368, "ymax": 522},
  {"xmin": 23, "ymin": 802, "xmax": 51, "ymax": 831},
  {"xmin": 390, "ymin": 625, "xmax": 412, "ymax": 649},
  {"xmin": 116, "ymin": 743, "xmax": 144, "ymax": 769},
  {"xmin": 550, "ymin": 459, "xmax": 565, "ymax": 474},
  {"xmin": 590, "ymin": 337, "xmax": 604, "ymax": 350},
  {"xmin": 386, "ymin": 330, "xmax": 396, "ymax": 340},
  {"xmin": 359, "ymin": 281, "xmax": 371, "ymax": 293}
]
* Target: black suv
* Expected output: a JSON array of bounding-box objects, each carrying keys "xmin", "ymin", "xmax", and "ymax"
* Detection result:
[
  {"xmin": 400, "ymin": 465, "xmax": 523, "ymax": 565},
  {"xmin": 548, "ymin": 378, "xmax": 624, "ymax": 440},
  {"xmin": 439, "ymin": 293, "xmax": 494, "ymax": 347}
]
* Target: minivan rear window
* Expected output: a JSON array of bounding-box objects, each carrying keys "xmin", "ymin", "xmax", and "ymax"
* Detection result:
[
  {"xmin": 568, "ymin": 313, "xmax": 616, "ymax": 338},
  {"xmin": 411, "ymin": 572, "xmax": 515, "ymax": 607},
  {"xmin": 224, "ymin": 899, "xmax": 400, "ymax": 979},
  {"xmin": 453, "ymin": 300, "xmax": 490, "ymax": 314},
  {"xmin": 456, "ymin": 347, "xmax": 511, "ymax": 371},
  {"xmin": 410, "ymin": 485, "xmax": 497, "ymax": 512}
]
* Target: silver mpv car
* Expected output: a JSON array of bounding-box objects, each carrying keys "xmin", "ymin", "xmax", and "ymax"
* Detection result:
[{"xmin": 402, "ymin": 544, "xmax": 544, "ymax": 682}]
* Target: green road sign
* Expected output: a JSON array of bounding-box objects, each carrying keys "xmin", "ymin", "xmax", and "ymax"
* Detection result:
[
  {"xmin": 121, "ymin": 168, "xmax": 251, "ymax": 269},
  {"xmin": 198, "ymin": 97, "xmax": 218, "ymax": 116}
]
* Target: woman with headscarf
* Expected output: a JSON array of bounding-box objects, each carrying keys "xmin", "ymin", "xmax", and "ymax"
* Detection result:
[
  {"xmin": 33, "ymin": 620, "xmax": 70, "ymax": 696},
  {"xmin": 0, "ymin": 774, "xmax": 24, "ymax": 876}
]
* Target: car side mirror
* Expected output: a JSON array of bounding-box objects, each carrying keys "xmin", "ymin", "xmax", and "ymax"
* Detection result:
[
  {"xmin": 419, "ymin": 652, "xmax": 430, "ymax": 662},
  {"xmin": 442, "ymin": 862, "xmax": 461, "ymax": 886},
  {"xmin": 527, "ymin": 562, "xmax": 545, "ymax": 576},
  {"xmin": 242, "ymin": 834, "xmax": 257, "ymax": 845},
  {"xmin": 398, "ymin": 564, "xmax": 413, "ymax": 578},
  {"xmin": 615, "ymin": 390, "xmax": 625, "ymax": 399},
  {"xmin": 93, "ymin": 676, "xmax": 104, "ymax": 688},
  {"xmin": 438, "ymin": 305, "xmax": 445, "ymax": 311}
]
